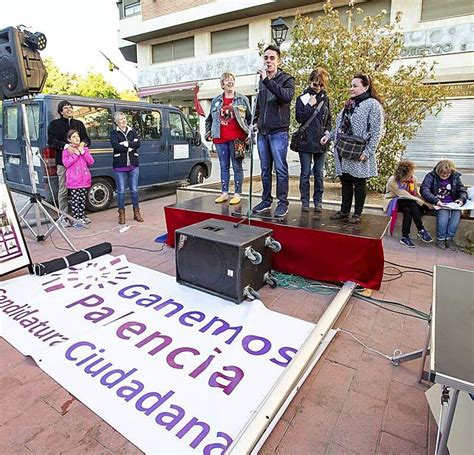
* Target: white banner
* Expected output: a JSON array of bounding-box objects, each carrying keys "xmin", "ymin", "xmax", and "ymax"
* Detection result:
[{"xmin": 0, "ymin": 255, "xmax": 317, "ymax": 454}]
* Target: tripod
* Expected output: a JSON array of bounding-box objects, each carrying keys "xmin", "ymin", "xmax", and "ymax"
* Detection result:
[{"xmin": 15, "ymin": 102, "xmax": 77, "ymax": 251}]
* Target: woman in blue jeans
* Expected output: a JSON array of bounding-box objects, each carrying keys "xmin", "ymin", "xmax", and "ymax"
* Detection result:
[
  {"xmin": 110, "ymin": 112, "xmax": 143, "ymax": 225},
  {"xmin": 205, "ymin": 72, "xmax": 251, "ymax": 205},
  {"xmin": 295, "ymin": 67, "xmax": 331, "ymax": 214},
  {"xmin": 421, "ymin": 160, "xmax": 467, "ymax": 251}
]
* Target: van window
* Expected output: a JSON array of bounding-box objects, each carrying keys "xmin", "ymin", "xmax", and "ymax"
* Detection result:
[
  {"xmin": 121, "ymin": 109, "xmax": 162, "ymax": 140},
  {"xmin": 24, "ymin": 104, "xmax": 40, "ymax": 141},
  {"xmin": 73, "ymin": 106, "xmax": 113, "ymax": 141},
  {"xmin": 169, "ymin": 111, "xmax": 186, "ymax": 141},
  {"xmin": 4, "ymin": 106, "xmax": 18, "ymax": 140},
  {"xmin": 142, "ymin": 111, "xmax": 162, "ymax": 140}
]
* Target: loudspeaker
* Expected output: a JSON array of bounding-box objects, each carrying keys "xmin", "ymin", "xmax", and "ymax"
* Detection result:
[
  {"xmin": 175, "ymin": 219, "xmax": 275, "ymax": 303},
  {"xmin": 0, "ymin": 27, "xmax": 47, "ymax": 100}
]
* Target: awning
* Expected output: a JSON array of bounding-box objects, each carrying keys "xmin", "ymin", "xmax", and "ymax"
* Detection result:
[{"xmin": 138, "ymin": 81, "xmax": 196, "ymax": 97}]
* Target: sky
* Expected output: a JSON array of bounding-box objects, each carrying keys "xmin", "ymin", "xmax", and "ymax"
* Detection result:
[{"xmin": 1, "ymin": 0, "xmax": 137, "ymax": 91}]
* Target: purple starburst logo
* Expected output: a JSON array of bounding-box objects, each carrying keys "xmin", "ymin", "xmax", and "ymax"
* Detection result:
[{"xmin": 42, "ymin": 257, "xmax": 131, "ymax": 293}]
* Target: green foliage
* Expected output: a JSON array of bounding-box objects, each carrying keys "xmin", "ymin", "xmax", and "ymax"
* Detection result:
[
  {"xmin": 280, "ymin": 1, "xmax": 448, "ymax": 191},
  {"xmin": 43, "ymin": 58, "xmax": 119, "ymax": 100}
]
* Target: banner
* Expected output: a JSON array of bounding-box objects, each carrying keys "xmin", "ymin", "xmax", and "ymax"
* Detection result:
[
  {"xmin": 0, "ymin": 255, "xmax": 320, "ymax": 454},
  {"xmin": 0, "ymin": 183, "xmax": 32, "ymax": 276}
]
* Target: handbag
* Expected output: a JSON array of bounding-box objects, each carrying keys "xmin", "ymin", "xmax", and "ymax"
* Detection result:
[
  {"xmin": 290, "ymin": 99, "xmax": 325, "ymax": 152},
  {"xmin": 335, "ymin": 133, "xmax": 366, "ymax": 160},
  {"xmin": 335, "ymin": 107, "xmax": 370, "ymax": 160},
  {"xmin": 234, "ymin": 138, "xmax": 246, "ymax": 159}
]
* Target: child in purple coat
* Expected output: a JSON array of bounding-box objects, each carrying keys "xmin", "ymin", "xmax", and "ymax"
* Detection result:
[{"xmin": 62, "ymin": 129, "xmax": 94, "ymax": 228}]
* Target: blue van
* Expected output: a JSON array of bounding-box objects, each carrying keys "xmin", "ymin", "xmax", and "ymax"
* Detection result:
[{"xmin": 1, "ymin": 95, "xmax": 211, "ymax": 211}]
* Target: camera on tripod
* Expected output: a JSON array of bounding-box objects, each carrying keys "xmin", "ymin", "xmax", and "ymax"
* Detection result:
[{"xmin": 0, "ymin": 25, "xmax": 48, "ymax": 100}]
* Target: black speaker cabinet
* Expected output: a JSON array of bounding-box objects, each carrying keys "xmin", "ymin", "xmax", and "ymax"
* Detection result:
[{"xmin": 175, "ymin": 218, "xmax": 273, "ymax": 303}]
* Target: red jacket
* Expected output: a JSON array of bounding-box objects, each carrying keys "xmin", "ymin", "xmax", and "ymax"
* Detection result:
[{"xmin": 62, "ymin": 146, "xmax": 94, "ymax": 189}]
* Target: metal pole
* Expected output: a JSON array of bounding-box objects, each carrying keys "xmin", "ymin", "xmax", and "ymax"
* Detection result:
[
  {"xmin": 436, "ymin": 388, "xmax": 459, "ymax": 455},
  {"xmin": 417, "ymin": 312, "xmax": 432, "ymax": 383}
]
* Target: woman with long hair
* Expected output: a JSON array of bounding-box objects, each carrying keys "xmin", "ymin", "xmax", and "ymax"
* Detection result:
[{"xmin": 321, "ymin": 73, "xmax": 385, "ymax": 224}]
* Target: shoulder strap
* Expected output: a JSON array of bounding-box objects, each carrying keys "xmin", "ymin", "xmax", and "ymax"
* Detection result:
[{"xmin": 299, "ymin": 100, "xmax": 325, "ymax": 133}]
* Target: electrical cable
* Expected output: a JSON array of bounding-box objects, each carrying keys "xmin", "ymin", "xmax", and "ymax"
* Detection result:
[
  {"xmin": 112, "ymin": 243, "xmax": 165, "ymax": 253},
  {"xmin": 336, "ymin": 328, "xmax": 403, "ymax": 364},
  {"xmin": 272, "ymin": 271, "xmax": 430, "ymax": 320}
]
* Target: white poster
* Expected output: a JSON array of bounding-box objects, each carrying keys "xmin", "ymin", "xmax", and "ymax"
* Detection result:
[
  {"xmin": 0, "ymin": 183, "xmax": 32, "ymax": 276},
  {"xmin": 0, "ymin": 255, "xmax": 316, "ymax": 454}
]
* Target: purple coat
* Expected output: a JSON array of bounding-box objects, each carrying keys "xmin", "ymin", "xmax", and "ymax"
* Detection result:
[{"xmin": 62, "ymin": 146, "xmax": 94, "ymax": 189}]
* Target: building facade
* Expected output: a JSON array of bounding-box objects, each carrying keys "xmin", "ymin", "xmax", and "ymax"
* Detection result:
[{"xmin": 117, "ymin": 0, "xmax": 474, "ymax": 180}]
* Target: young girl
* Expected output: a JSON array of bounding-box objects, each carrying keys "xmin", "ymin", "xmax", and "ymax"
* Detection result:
[
  {"xmin": 383, "ymin": 160, "xmax": 432, "ymax": 248},
  {"xmin": 62, "ymin": 129, "xmax": 94, "ymax": 228}
]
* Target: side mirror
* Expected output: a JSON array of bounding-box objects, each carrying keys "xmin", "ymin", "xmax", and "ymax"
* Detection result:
[
  {"xmin": 194, "ymin": 131, "xmax": 202, "ymax": 146},
  {"xmin": 185, "ymin": 131, "xmax": 194, "ymax": 143}
]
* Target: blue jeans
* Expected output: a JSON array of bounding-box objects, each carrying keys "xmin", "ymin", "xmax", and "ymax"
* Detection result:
[
  {"xmin": 215, "ymin": 141, "xmax": 243, "ymax": 194},
  {"xmin": 299, "ymin": 152, "xmax": 325, "ymax": 206},
  {"xmin": 257, "ymin": 132, "xmax": 289, "ymax": 205},
  {"xmin": 436, "ymin": 209, "xmax": 461, "ymax": 240},
  {"xmin": 114, "ymin": 167, "xmax": 140, "ymax": 209}
]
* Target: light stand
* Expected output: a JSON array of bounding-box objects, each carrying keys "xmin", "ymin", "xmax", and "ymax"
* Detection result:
[{"xmin": 16, "ymin": 101, "xmax": 77, "ymax": 251}]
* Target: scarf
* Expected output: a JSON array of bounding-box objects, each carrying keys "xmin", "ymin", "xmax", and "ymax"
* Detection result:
[{"xmin": 341, "ymin": 91, "xmax": 371, "ymax": 134}]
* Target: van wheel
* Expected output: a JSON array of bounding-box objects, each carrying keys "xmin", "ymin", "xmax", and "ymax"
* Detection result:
[
  {"xmin": 189, "ymin": 165, "xmax": 206, "ymax": 185},
  {"xmin": 86, "ymin": 178, "xmax": 114, "ymax": 212}
]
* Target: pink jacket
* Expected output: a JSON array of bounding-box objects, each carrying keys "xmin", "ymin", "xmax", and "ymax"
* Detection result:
[{"xmin": 62, "ymin": 146, "xmax": 95, "ymax": 189}]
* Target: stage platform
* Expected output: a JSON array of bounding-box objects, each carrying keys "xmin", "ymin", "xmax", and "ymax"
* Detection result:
[{"xmin": 164, "ymin": 195, "xmax": 390, "ymax": 290}]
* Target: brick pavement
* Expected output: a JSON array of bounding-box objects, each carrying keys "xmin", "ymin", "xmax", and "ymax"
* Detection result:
[{"xmin": 1, "ymin": 194, "xmax": 473, "ymax": 454}]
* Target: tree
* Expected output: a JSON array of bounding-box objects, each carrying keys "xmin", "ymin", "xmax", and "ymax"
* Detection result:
[
  {"xmin": 42, "ymin": 58, "xmax": 120, "ymax": 99},
  {"xmin": 282, "ymin": 1, "xmax": 448, "ymax": 191},
  {"xmin": 75, "ymin": 72, "xmax": 119, "ymax": 99},
  {"xmin": 43, "ymin": 58, "xmax": 78, "ymax": 94}
]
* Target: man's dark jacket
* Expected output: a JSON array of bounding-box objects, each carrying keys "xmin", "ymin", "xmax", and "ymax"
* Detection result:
[
  {"xmin": 255, "ymin": 69, "xmax": 295, "ymax": 135},
  {"xmin": 47, "ymin": 117, "xmax": 91, "ymax": 166},
  {"xmin": 295, "ymin": 88, "xmax": 331, "ymax": 153}
]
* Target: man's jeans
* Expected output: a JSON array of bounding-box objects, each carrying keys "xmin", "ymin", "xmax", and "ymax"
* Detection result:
[
  {"xmin": 215, "ymin": 141, "xmax": 243, "ymax": 194},
  {"xmin": 436, "ymin": 208, "xmax": 461, "ymax": 240},
  {"xmin": 299, "ymin": 152, "xmax": 325, "ymax": 206},
  {"xmin": 257, "ymin": 131, "xmax": 289, "ymax": 205},
  {"xmin": 114, "ymin": 167, "xmax": 140, "ymax": 209},
  {"xmin": 57, "ymin": 164, "xmax": 69, "ymax": 212}
]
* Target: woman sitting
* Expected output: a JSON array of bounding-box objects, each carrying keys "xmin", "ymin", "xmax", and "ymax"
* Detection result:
[
  {"xmin": 383, "ymin": 160, "xmax": 432, "ymax": 248},
  {"xmin": 421, "ymin": 160, "xmax": 467, "ymax": 250}
]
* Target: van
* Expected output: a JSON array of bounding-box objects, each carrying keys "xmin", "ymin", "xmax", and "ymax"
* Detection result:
[{"xmin": 1, "ymin": 94, "xmax": 211, "ymax": 211}]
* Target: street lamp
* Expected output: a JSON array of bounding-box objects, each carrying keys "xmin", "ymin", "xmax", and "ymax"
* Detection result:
[{"xmin": 270, "ymin": 17, "xmax": 289, "ymax": 47}]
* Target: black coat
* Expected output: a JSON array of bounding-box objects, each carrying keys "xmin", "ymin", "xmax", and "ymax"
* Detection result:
[
  {"xmin": 47, "ymin": 116, "xmax": 91, "ymax": 166},
  {"xmin": 295, "ymin": 88, "xmax": 331, "ymax": 153},
  {"xmin": 110, "ymin": 127, "xmax": 141, "ymax": 168},
  {"xmin": 254, "ymin": 69, "xmax": 295, "ymax": 135}
]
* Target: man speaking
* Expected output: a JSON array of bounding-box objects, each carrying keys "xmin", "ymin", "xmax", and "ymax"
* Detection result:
[{"xmin": 252, "ymin": 45, "xmax": 295, "ymax": 218}]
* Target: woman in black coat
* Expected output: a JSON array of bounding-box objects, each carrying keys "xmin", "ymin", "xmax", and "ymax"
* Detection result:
[
  {"xmin": 110, "ymin": 112, "xmax": 142, "ymax": 225},
  {"xmin": 295, "ymin": 68, "xmax": 331, "ymax": 214}
]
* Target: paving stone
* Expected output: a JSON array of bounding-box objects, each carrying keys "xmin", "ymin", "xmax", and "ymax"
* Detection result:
[
  {"xmin": 324, "ymin": 332, "xmax": 365, "ymax": 370},
  {"xmin": 259, "ymin": 418, "xmax": 290, "ymax": 454},
  {"xmin": 377, "ymin": 431, "xmax": 425, "ymax": 454},
  {"xmin": 350, "ymin": 352, "xmax": 393, "ymax": 402},
  {"xmin": 332, "ymin": 390, "xmax": 385, "ymax": 454},
  {"xmin": 276, "ymin": 399, "xmax": 339, "ymax": 455},
  {"xmin": 326, "ymin": 442, "xmax": 357, "ymax": 455},
  {"xmin": 383, "ymin": 381, "xmax": 429, "ymax": 447},
  {"xmin": 305, "ymin": 360, "xmax": 355, "ymax": 413}
]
